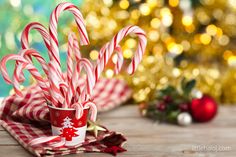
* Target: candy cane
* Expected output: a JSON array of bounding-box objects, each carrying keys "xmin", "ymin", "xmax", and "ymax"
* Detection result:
[
  {"xmin": 29, "ymin": 136, "xmax": 64, "ymax": 147},
  {"xmin": 48, "ymin": 61, "xmax": 65, "ymax": 107},
  {"xmin": 17, "ymin": 22, "xmax": 50, "ymax": 82},
  {"xmin": 83, "ymin": 101, "xmax": 97, "ymax": 122},
  {"xmin": 114, "ymin": 46, "xmax": 124, "ymax": 74},
  {"xmin": 48, "ymin": 2, "xmax": 89, "ymax": 106},
  {"xmin": 49, "ymin": 2, "xmax": 89, "ymax": 79},
  {"xmin": 67, "ymin": 58, "xmax": 95, "ymax": 106},
  {"xmin": 71, "ymin": 33, "xmax": 82, "ymax": 61},
  {"xmin": 77, "ymin": 58, "xmax": 95, "ymax": 102},
  {"xmin": 13, "ymin": 63, "xmax": 51, "ymax": 101},
  {"xmin": 95, "ymin": 25, "xmax": 147, "ymax": 84},
  {"xmin": 98, "ymin": 43, "xmax": 123, "ymax": 75},
  {"xmin": 66, "ymin": 32, "xmax": 83, "ymax": 83},
  {"xmin": 71, "ymin": 102, "xmax": 84, "ymax": 119},
  {"xmin": 0, "ymin": 54, "xmax": 51, "ymax": 101},
  {"xmin": 67, "ymin": 33, "xmax": 74, "ymax": 84},
  {"xmin": 21, "ymin": 22, "xmax": 50, "ymax": 51},
  {"xmin": 18, "ymin": 49, "xmax": 49, "ymax": 78}
]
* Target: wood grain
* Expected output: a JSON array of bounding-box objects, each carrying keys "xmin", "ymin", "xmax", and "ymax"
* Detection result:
[{"xmin": 0, "ymin": 99, "xmax": 235, "ymax": 157}]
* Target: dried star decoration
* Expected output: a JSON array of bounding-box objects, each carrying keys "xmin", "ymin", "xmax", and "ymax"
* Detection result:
[{"xmin": 86, "ymin": 120, "xmax": 106, "ymax": 137}]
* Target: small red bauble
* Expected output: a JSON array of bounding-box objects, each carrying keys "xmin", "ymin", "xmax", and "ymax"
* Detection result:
[{"xmin": 190, "ymin": 95, "xmax": 218, "ymax": 122}]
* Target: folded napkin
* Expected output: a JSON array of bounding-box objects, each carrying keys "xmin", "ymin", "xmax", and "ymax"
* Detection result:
[{"xmin": 0, "ymin": 78, "xmax": 132, "ymax": 156}]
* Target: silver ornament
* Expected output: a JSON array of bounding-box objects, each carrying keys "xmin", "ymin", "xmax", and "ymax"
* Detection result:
[{"xmin": 177, "ymin": 112, "xmax": 192, "ymax": 126}]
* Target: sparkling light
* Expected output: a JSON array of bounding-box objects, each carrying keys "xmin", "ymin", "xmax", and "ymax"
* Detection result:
[
  {"xmin": 139, "ymin": 3, "xmax": 151, "ymax": 16},
  {"xmin": 125, "ymin": 39, "xmax": 137, "ymax": 48},
  {"xmin": 169, "ymin": 0, "xmax": 179, "ymax": 7},
  {"xmin": 206, "ymin": 24, "xmax": 217, "ymax": 36},
  {"xmin": 105, "ymin": 69, "xmax": 114, "ymax": 78},
  {"xmin": 223, "ymin": 50, "xmax": 233, "ymax": 60},
  {"xmin": 181, "ymin": 40, "xmax": 191, "ymax": 51},
  {"xmin": 147, "ymin": 0, "xmax": 158, "ymax": 8},
  {"xmin": 216, "ymin": 28, "xmax": 223, "ymax": 37},
  {"xmin": 5, "ymin": 31, "xmax": 16, "ymax": 50},
  {"xmin": 182, "ymin": 15, "xmax": 193, "ymax": 26},
  {"xmin": 172, "ymin": 68, "xmax": 181, "ymax": 77},
  {"xmin": 89, "ymin": 50, "xmax": 99, "ymax": 60},
  {"xmin": 112, "ymin": 54, "xmax": 118, "ymax": 64},
  {"xmin": 103, "ymin": 0, "xmax": 113, "ymax": 7},
  {"xmin": 228, "ymin": 0, "xmax": 236, "ymax": 9},
  {"xmin": 123, "ymin": 49, "xmax": 133, "ymax": 59},
  {"xmin": 9, "ymin": 0, "xmax": 21, "ymax": 8},
  {"xmin": 160, "ymin": 8, "xmax": 173, "ymax": 27},
  {"xmin": 131, "ymin": 9, "xmax": 140, "ymax": 19},
  {"xmin": 150, "ymin": 18, "xmax": 161, "ymax": 29},
  {"xmin": 148, "ymin": 30, "xmax": 159, "ymax": 42},
  {"xmin": 228, "ymin": 56, "xmax": 236, "ymax": 67},
  {"xmin": 167, "ymin": 43, "xmax": 183, "ymax": 56},
  {"xmin": 200, "ymin": 33, "xmax": 211, "ymax": 45},
  {"xmin": 218, "ymin": 35, "xmax": 229, "ymax": 46},
  {"xmin": 119, "ymin": 0, "xmax": 129, "ymax": 9}
]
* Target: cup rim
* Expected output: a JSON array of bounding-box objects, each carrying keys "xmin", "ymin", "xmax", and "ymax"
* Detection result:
[{"xmin": 48, "ymin": 104, "xmax": 89, "ymax": 111}]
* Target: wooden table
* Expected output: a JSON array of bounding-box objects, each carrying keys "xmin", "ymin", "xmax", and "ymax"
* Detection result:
[{"xmin": 0, "ymin": 104, "xmax": 236, "ymax": 157}]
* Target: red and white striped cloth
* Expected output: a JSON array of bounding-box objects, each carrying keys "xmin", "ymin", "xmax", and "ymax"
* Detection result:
[{"xmin": 0, "ymin": 78, "xmax": 131, "ymax": 156}]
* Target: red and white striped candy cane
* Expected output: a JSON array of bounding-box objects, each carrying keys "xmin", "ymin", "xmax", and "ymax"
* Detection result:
[
  {"xmin": 114, "ymin": 46, "xmax": 124, "ymax": 74},
  {"xmin": 29, "ymin": 136, "xmax": 64, "ymax": 147},
  {"xmin": 18, "ymin": 49, "xmax": 49, "ymax": 78},
  {"xmin": 49, "ymin": 2, "xmax": 89, "ymax": 79},
  {"xmin": 98, "ymin": 43, "xmax": 123, "ymax": 75},
  {"xmin": 71, "ymin": 33, "xmax": 82, "ymax": 61},
  {"xmin": 67, "ymin": 33, "xmax": 74, "ymax": 84},
  {"xmin": 49, "ymin": 2, "xmax": 89, "ymax": 106},
  {"xmin": 67, "ymin": 58, "xmax": 94, "ymax": 105},
  {"xmin": 95, "ymin": 25, "xmax": 147, "ymax": 84},
  {"xmin": 17, "ymin": 22, "xmax": 50, "ymax": 82},
  {"xmin": 21, "ymin": 22, "xmax": 50, "ymax": 51},
  {"xmin": 83, "ymin": 101, "xmax": 97, "ymax": 122},
  {"xmin": 0, "ymin": 54, "xmax": 51, "ymax": 101},
  {"xmin": 48, "ymin": 61, "xmax": 65, "ymax": 107},
  {"xmin": 77, "ymin": 58, "xmax": 95, "ymax": 102},
  {"xmin": 71, "ymin": 102, "xmax": 84, "ymax": 119},
  {"xmin": 66, "ymin": 33, "xmax": 83, "ymax": 84}
]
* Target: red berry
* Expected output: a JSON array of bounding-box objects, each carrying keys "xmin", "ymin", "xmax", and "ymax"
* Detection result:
[
  {"xmin": 163, "ymin": 95, "xmax": 172, "ymax": 103},
  {"xmin": 157, "ymin": 102, "xmax": 166, "ymax": 111},
  {"xmin": 179, "ymin": 103, "xmax": 189, "ymax": 112}
]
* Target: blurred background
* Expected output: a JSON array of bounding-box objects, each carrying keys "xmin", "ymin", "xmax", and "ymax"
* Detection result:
[{"xmin": 1, "ymin": 0, "xmax": 236, "ymax": 104}]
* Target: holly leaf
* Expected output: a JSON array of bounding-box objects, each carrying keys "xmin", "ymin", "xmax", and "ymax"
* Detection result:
[
  {"xmin": 181, "ymin": 77, "xmax": 186, "ymax": 92},
  {"xmin": 166, "ymin": 110, "xmax": 180, "ymax": 123},
  {"xmin": 158, "ymin": 85, "xmax": 176, "ymax": 98},
  {"xmin": 184, "ymin": 79, "xmax": 196, "ymax": 95}
]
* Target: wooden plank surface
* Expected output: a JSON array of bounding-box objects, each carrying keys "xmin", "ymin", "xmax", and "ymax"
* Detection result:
[{"xmin": 0, "ymin": 103, "xmax": 236, "ymax": 157}]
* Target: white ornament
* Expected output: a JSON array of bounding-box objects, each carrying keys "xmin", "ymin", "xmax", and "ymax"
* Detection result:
[
  {"xmin": 177, "ymin": 112, "xmax": 192, "ymax": 126},
  {"xmin": 191, "ymin": 89, "xmax": 203, "ymax": 98}
]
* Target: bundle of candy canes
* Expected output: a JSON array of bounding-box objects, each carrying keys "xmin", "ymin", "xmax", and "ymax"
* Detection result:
[{"xmin": 0, "ymin": 2, "xmax": 147, "ymax": 120}]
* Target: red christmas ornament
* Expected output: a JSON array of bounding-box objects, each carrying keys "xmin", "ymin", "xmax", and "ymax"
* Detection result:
[{"xmin": 190, "ymin": 95, "xmax": 218, "ymax": 122}]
